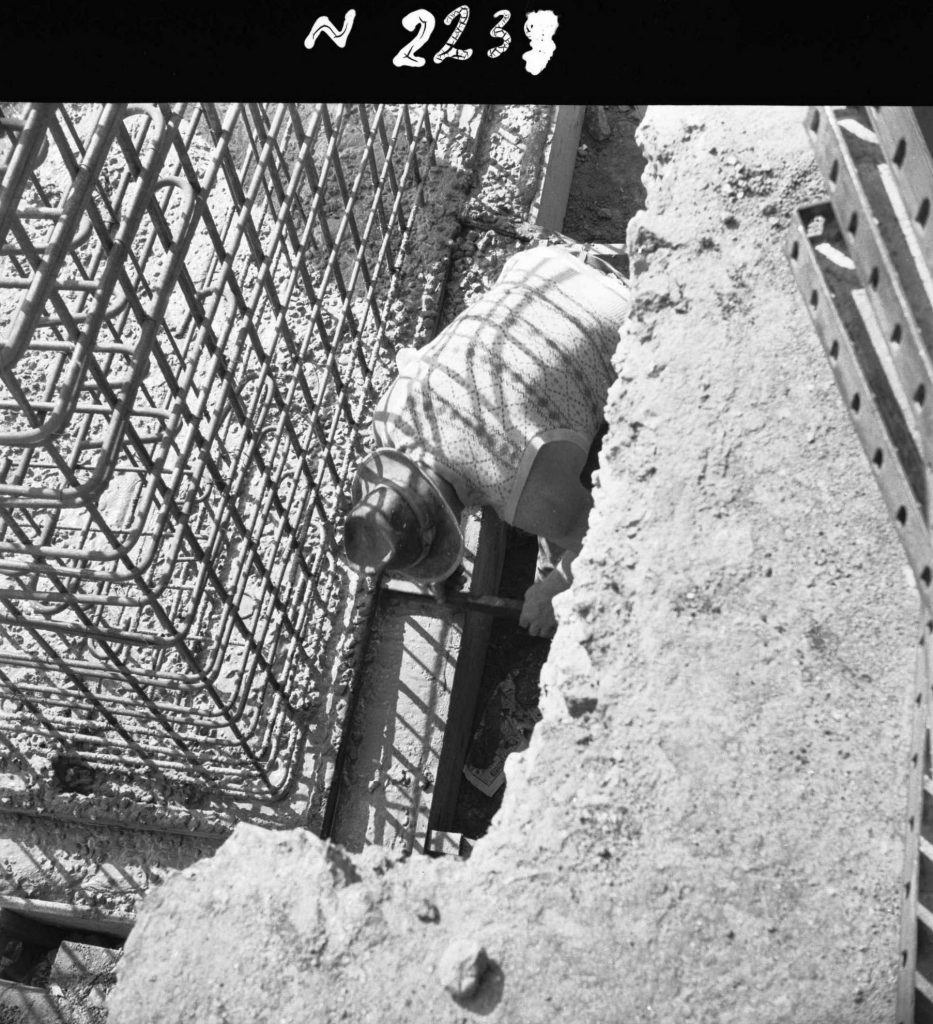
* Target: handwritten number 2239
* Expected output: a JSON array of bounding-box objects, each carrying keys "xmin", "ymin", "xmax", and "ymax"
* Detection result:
[{"xmin": 393, "ymin": 7, "xmax": 511, "ymax": 66}]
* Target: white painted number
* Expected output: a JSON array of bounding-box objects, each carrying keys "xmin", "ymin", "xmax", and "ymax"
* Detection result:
[
  {"xmin": 487, "ymin": 9, "xmax": 511, "ymax": 57},
  {"xmin": 433, "ymin": 5, "xmax": 473, "ymax": 62},
  {"xmin": 388, "ymin": 6, "xmax": 554, "ymax": 68},
  {"xmin": 522, "ymin": 10, "xmax": 558, "ymax": 75},
  {"xmin": 392, "ymin": 8, "xmax": 436, "ymax": 67}
]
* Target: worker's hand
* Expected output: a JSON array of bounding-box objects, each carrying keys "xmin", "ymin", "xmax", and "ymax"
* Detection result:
[{"xmin": 520, "ymin": 578, "xmax": 558, "ymax": 638}]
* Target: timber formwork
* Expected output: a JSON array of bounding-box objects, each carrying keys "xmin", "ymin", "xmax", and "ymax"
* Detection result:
[{"xmin": 787, "ymin": 105, "xmax": 933, "ymax": 1024}]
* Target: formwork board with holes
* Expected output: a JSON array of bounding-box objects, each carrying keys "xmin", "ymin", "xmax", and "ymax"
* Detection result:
[
  {"xmin": 787, "ymin": 105, "xmax": 933, "ymax": 1024},
  {"xmin": 0, "ymin": 102, "xmax": 456, "ymax": 834}
]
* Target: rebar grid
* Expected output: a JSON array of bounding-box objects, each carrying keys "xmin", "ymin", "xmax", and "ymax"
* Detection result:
[{"xmin": 0, "ymin": 102, "xmax": 440, "ymax": 807}]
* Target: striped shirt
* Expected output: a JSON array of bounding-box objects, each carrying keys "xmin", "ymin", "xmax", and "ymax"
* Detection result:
[{"xmin": 372, "ymin": 245, "xmax": 629, "ymax": 523}]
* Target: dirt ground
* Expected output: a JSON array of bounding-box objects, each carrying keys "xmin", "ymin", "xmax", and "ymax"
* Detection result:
[
  {"xmin": 110, "ymin": 105, "xmax": 918, "ymax": 1023},
  {"xmin": 564, "ymin": 105, "xmax": 647, "ymax": 255}
]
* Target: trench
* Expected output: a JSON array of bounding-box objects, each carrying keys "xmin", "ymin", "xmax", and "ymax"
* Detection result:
[
  {"xmin": 450, "ymin": 106, "xmax": 647, "ymax": 843},
  {"xmin": 327, "ymin": 105, "xmax": 648, "ymax": 853}
]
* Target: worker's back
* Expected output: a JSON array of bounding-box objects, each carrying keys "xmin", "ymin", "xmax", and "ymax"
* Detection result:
[{"xmin": 372, "ymin": 245, "xmax": 630, "ymax": 524}]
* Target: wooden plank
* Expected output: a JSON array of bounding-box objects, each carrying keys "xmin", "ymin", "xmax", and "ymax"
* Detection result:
[
  {"xmin": 921, "ymin": 833, "xmax": 933, "ymax": 861},
  {"xmin": 427, "ymin": 507, "xmax": 508, "ymax": 835},
  {"xmin": 918, "ymin": 901, "xmax": 933, "ymax": 933},
  {"xmin": 51, "ymin": 941, "xmax": 121, "ymax": 986},
  {"xmin": 916, "ymin": 969, "xmax": 933, "ymax": 1007},
  {"xmin": 0, "ymin": 896, "xmax": 133, "ymax": 939},
  {"xmin": 325, "ymin": 587, "xmax": 460, "ymax": 856},
  {"xmin": 786, "ymin": 207, "xmax": 933, "ymax": 612},
  {"xmin": 530, "ymin": 105, "xmax": 585, "ymax": 233},
  {"xmin": 897, "ymin": 622, "xmax": 931, "ymax": 1024},
  {"xmin": 425, "ymin": 831, "xmax": 464, "ymax": 857},
  {"xmin": 381, "ymin": 588, "xmax": 521, "ymax": 620},
  {"xmin": 867, "ymin": 106, "xmax": 933, "ymax": 277},
  {"xmin": 912, "ymin": 107, "xmax": 933, "ymax": 162}
]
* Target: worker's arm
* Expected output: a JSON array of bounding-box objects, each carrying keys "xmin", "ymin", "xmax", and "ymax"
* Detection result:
[{"xmin": 510, "ymin": 440, "xmax": 593, "ymax": 637}]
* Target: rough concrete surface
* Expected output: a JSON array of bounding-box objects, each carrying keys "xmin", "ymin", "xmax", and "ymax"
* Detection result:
[{"xmin": 110, "ymin": 106, "xmax": 918, "ymax": 1023}]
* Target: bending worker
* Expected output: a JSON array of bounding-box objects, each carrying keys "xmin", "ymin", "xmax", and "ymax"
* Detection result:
[{"xmin": 342, "ymin": 244, "xmax": 629, "ymax": 638}]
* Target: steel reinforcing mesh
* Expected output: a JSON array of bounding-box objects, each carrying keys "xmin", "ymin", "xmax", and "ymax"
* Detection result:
[{"xmin": 0, "ymin": 102, "xmax": 440, "ymax": 807}]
